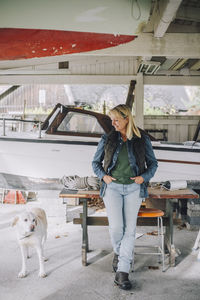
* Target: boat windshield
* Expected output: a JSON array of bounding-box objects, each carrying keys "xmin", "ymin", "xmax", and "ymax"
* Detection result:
[
  {"xmin": 48, "ymin": 107, "xmax": 60, "ymax": 128},
  {"xmin": 57, "ymin": 111, "xmax": 104, "ymax": 134}
]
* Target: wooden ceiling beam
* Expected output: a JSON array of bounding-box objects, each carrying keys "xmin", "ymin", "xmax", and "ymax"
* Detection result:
[
  {"xmin": 151, "ymin": 0, "xmax": 182, "ymax": 38},
  {"xmin": 190, "ymin": 60, "xmax": 200, "ymax": 71},
  {"xmin": 0, "ymin": 74, "xmax": 199, "ymax": 86},
  {"xmin": 176, "ymin": 6, "xmax": 200, "ymax": 22},
  {"xmin": 88, "ymin": 33, "xmax": 200, "ymax": 58}
]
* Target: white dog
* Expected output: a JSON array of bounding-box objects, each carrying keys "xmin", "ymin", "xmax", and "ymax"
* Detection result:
[{"xmin": 12, "ymin": 207, "xmax": 47, "ymax": 278}]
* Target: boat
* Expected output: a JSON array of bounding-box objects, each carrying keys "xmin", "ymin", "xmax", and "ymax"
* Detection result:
[
  {"xmin": 0, "ymin": 0, "xmax": 151, "ymax": 63},
  {"xmin": 0, "ymin": 103, "xmax": 199, "ymax": 190},
  {"xmin": 150, "ymin": 140, "xmax": 200, "ymax": 183}
]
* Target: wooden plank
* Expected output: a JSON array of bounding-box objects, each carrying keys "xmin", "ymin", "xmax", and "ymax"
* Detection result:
[
  {"xmin": 114, "ymin": 61, "xmax": 120, "ymax": 75},
  {"xmin": 179, "ymin": 124, "xmax": 188, "ymax": 143},
  {"xmin": 74, "ymin": 216, "xmax": 108, "ymax": 226},
  {"xmin": 59, "ymin": 188, "xmax": 100, "ymax": 198},
  {"xmin": 60, "ymin": 188, "xmax": 199, "ymax": 200},
  {"xmin": 73, "ymin": 216, "xmax": 171, "ymax": 226},
  {"xmin": 168, "ymin": 124, "xmax": 177, "ymax": 142},
  {"xmin": 144, "ymin": 117, "xmax": 199, "ymax": 125},
  {"xmin": 119, "ymin": 61, "xmax": 124, "ymax": 75},
  {"xmin": 124, "ymin": 59, "xmax": 130, "ymax": 74},
  {"xmin": 148, "ymin": 187, "xmax": 199, "ymax": 199}
]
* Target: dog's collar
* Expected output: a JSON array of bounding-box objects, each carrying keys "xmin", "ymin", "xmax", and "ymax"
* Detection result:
[
  {"xmin": 19, "ymin": 236, "xmax": 29, "ymax": 240},
  {"xmin": 19, "ymin": 234, "xmax": 32, "ymax": 240}
]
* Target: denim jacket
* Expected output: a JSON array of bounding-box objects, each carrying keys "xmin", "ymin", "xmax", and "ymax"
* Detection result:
[{"xmin": 92, "ymin": 132, "xmax": 158, "ymax": 198}]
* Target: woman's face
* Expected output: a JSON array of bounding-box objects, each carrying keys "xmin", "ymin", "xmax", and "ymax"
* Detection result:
[{"xmin": 110, "ymin": 112, "xmax": 129, "ymax": 133}]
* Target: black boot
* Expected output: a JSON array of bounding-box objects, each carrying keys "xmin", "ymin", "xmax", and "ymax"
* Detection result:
[
  {"xmin": 114, "ymin": 272, "xmax": 132, "ymax": 290},
  {"xmin": 112, "ymin": 253, "xmax": 119, "ymax": 272}
]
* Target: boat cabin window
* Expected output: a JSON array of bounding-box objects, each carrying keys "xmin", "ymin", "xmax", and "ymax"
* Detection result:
[{"xmin": 57, "ymin": 112, "xmax": 104, "ymax": 134}]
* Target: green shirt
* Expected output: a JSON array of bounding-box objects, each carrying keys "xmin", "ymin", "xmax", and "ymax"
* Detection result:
[{"xmin": 111, "ymin": 141, "xmax": 136, "ymax": 184}]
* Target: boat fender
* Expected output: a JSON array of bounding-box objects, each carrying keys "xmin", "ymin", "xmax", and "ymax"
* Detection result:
[{"xmin": 163, "ymin": 180, "xmax": 187, "ymax": 191}]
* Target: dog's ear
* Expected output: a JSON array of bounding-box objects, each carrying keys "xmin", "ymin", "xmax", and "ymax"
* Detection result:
[
  {"xmin": 11, "ymin": 216, "xmax": 19, "ymax": 227},
  {"xmin": 35, "ymin": 218, "xmax": 38, "ymax": 226}
]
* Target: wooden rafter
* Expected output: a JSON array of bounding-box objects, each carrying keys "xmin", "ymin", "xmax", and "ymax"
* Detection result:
[{"xmin": 125, "ymin": 80, "xmax": 136, "ymax": 110}]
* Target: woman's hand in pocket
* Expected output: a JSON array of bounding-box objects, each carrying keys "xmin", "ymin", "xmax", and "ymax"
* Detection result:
[
  {"xmin": 130, "ymin": 176, "xmax": 144, "ymax": 184},
  {"xmin": 103, "ymin": 175, "xmax": 116, "ymax": 184}
]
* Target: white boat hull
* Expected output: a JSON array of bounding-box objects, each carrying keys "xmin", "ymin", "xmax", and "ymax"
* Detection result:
[
  {"xmin": 0, "ymin": 137, "xmax": 200, "ymax": 183},
  {"xmin": 152, "ymin": 153, "xmax": 200, "ymax": 182},
  {"xmin": 0, "ymin": 139, "xmax": 96, "ymax": 178}
]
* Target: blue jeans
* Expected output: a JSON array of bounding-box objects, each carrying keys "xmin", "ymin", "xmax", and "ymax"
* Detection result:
[{"xmin": 103, "ymin": 181, "xmax": 142, "ymax": 273}]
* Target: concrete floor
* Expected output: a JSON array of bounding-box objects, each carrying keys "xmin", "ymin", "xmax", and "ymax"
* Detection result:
[{"xmin": 0, "ymin": 191, "xmax": 200, "ymax": 300}]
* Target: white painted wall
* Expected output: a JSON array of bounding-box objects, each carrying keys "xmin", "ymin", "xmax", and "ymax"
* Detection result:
[{"xmin": 144, "ymin": 115, "xmax": 199, "ymax": 142}]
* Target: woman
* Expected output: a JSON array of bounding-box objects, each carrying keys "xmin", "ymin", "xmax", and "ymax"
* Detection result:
[{"xmin": 92, "ymin": 104, "xmax": 158, "ymax": 290}]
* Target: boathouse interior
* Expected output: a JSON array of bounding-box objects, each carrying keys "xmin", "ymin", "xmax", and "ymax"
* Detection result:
[{"xmin": 0, "ymin": 1, "xmax": 200, "ymax": 299}]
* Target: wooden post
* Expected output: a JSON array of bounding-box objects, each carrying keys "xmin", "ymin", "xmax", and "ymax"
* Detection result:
[
  {"xmin": 125, "ymin": 80, "xmax": 136, "ymax": 110},
  {"xmin": 193, "ymin": 120, "xmax": 200, "ymax": 141},
  {"xmin": 135, "ymin": 72, "xmax": 144, "ymax": 129}
]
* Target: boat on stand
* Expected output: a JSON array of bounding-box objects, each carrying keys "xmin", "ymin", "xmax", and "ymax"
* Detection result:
[{"xmin": 0, "ymin": 103, "xmax": 199, "ymax": 191}]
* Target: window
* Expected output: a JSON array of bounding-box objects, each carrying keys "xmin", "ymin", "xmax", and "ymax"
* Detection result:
[{"xmin": 57, "ymin": 112, "xmax": 104, "ymax": 134}]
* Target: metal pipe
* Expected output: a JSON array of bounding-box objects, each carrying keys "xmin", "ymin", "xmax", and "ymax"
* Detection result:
[
  {"xmin": 0, "ymin": 118, "xmax": 42, "ymax": 136},
  {"xmin": 2, "ymin": 118, "xmax": 6, "ymax": 136},
  {"xmin": 38, "ymin": 122, "xmax": 42, "ymax": 138}
]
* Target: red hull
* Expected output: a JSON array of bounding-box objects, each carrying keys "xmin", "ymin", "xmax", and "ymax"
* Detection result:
[{"xmin": 0, "ymin": 28, "xmax": 136, "ymax": 60}]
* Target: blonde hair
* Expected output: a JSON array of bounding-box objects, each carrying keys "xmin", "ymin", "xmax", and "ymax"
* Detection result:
[{"xmin": 108, "ymin": 104, "xmax": 141, "ymax": 140}]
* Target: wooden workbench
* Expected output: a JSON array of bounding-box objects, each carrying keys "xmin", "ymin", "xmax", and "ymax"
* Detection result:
[{"xmin": 59, "ymin": 187, "xmax": 199, "ymax": 267}]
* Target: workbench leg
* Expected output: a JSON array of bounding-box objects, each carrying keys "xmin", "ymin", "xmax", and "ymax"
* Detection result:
[
  {"xmin": 82, "ymin": 198, "xmax": 89, "ymax": 266},
  {"xmin": 193, "ymin": 229, "xmax": 200, "ymax": 251},
  {"xmin": 165, "ymin": 199, "xmax": 176, "ymax": 266},
  {"xmin": 63, "ymin": 198, "xmax": 68, "ymax": 223}
]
